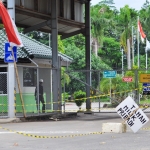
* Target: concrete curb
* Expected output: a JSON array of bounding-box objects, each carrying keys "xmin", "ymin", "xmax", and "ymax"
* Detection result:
[{"xmin": 0, "ymin": 118, "xmax": 21, "ymax": 124}]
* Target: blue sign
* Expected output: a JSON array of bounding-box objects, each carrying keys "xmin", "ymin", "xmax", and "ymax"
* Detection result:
[
  {"xmin": 103, "ymin": 70, "xmax": 116, "ymax": 78},
  {"xmin": 4, "ymin": 43, "xmax": 17, "ymax": 63},
  {"xmin": 143, "ymin": 83, "xmax": 150, "ymax": 95}
]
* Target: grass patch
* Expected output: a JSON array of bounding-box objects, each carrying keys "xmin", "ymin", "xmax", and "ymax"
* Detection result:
[{"xmin": 140, "ymin": 99, "xmax": 150, "ymax": 104}]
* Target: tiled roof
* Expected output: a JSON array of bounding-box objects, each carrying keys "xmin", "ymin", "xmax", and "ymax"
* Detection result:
[
  {"xmin": 0, "ymin": 30, "xmax": 28, "ymax": 59},
  {"xmin": 0, "ymin": 29, "xmax": 73, "ymax": 62}
]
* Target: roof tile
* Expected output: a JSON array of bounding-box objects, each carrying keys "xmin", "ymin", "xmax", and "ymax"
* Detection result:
[{"xmin": 0, "ymin": 29, "xmax": 72, "ymax": 62}]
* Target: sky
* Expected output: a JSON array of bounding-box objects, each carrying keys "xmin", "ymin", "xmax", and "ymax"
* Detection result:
[{"xmin": 91, "ymin": 0, "xmax": 147, "ymax": 10}]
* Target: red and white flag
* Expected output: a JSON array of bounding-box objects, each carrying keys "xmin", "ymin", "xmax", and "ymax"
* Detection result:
[
  {"xmin": 146, "ymin": 38, "xmax": 150, "ymax": 52},
  {"xmin": 0, "ymin": 1, "xmax": 23, "ymax": 47},
  {"xmin": 138, "ymin": 20, "xmax": 146, "ymax": 43}
]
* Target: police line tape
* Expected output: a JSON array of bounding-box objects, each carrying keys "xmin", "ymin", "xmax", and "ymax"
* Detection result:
[
  {"xmin": 0, "ymin": 125, "xmax": 150, "ymax": 139},
  {"xmin": 0, "ymin": 87, "xmax": 148, "ymax": 108},
  {"xmin": 12, "ymin": 105, "xmax": 150, "ymax": 113},
  {"xmin": 141, "ymin": 126, "xmax": 150, "ymax": 130},
  {"xmin": 0, "ymin": 126, "xmax": 103, "ymax": 139},
  {"xmin": 0, "ymin": 103, "xmax": 150, "ymax": 113}
]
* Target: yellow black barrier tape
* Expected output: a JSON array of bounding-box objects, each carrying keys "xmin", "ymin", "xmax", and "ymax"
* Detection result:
[
  {"xmin": 12, "ymin": 104, "xmax": 150, "ymax": 113},
  {"xmin": 0, "ymin": 87, "xmax": 148, "ymax": 108},
  {"xmin": 0, "ymin": 126, "xmax": 103, "ymax": 139},
  {"xmin": 1, "ymin": 125, "xmax": 150, "ymax": 139},
  {"xmin": 141, "ymin": 126, "xmax": 150, "ymax": 130}
]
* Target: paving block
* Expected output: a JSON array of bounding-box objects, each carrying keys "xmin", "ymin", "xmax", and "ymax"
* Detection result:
[{"xmin": 102, "ymin": 123, "xmax": 127, "ymax": 133}]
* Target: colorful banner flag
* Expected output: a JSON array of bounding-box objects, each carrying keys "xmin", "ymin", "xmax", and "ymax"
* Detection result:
[
  {"xmin": 0, "ymin": 1, "xmax": 23, "ymax": 47},
  {"xmin": 138, "ymin": 21, "xmax": 146, "ymax": 43}
]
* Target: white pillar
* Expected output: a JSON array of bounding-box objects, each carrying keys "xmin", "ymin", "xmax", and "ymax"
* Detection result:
[
  {"xmin": 132, "ymin": 26, "xmax": 134, "ymax": 66},
  {"xmin": 7, "ymin": 0, "xmax": 15, "ymax": 118},
  {"xmin": 127, "ymin": 39, "xmax": 131, "ymax": 70},
  {"xmin": 146, "ymin": 49, "xmax": 147, "ymax": 72},
  {"xmin": 121, "ymin": 47, "xmax": 124, "ymax": 76}
]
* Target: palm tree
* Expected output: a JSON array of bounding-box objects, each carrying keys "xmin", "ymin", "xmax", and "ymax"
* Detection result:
[
  {"xmin": 91, "ymin": 4, "xmax": 114, "ymax": 56},
  {"xmin": 142, "ymin": 5, "xmax": 150, "ymax": 40},
  {"xmin": 119, "ymin": 5, "xmax": 137, "ymax": 69}
]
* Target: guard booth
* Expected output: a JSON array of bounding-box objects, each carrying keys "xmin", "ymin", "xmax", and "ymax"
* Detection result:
[{"xmin": 0, "ymin": 29, "xmax": 72, "ymax": 118}]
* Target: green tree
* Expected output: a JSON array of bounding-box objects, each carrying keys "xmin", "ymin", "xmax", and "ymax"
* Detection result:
[
  {"xmin": 91, "ymin": 4, "xmax": 114, "ymax": 56},
  {"xmin": 98, "ymin": 0, "xmax": 115, "ymax": 9},
  {"xmin": 64, "ymin": 43, "xmax": 111, "ymax": 94},
  {"xmin": 98, "ymin": 37, "xmax": 121, "ymax": 69},
  {"xmin": 141, "ymin": 0, "xmax": 150, "ymax": 9},
  {"xmin": 119, "ymin": 5, "xmax": 137, "ymax": 69},
  {"xmin": 0, "ymin": 24, "xmax": 4, "ymax": 29}
]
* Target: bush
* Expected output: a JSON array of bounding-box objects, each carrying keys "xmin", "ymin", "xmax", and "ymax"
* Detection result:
[
  {"xmin": 62, "ymin": 92, "xmax": 69, "ymax": 101},
  {"xmin": 74, "ymin": 90, "xmax": 86, "ymax": 107}
]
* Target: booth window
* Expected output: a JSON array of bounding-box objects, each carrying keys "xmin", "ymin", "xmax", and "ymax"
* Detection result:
[
  {"xmin": 0, "ymin": 67, "xmax": 7, "ymax": 94},
  {"xmin": 23, "ymin": 67, "xmax": 37, "ymax": 87}
]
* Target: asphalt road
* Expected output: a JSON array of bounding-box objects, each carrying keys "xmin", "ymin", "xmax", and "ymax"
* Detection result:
[{"xmin": 0, "ymin": 113, "xmax": 150, "ymax": 150}]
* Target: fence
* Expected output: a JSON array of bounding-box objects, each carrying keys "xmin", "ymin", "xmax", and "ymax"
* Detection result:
[
  {"xmin": 63, "ymin": 69, "xmax": 150, "ymax": 113},
  {"xmin": 0, "ymin": 66, "xmax": 150, "ymax": 118}
]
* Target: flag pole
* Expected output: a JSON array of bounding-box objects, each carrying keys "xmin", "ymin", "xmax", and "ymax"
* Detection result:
[
  {"xmin": 137, "ymin": 16, "xmax": 140, "ymax": 68},
  {"xmin": 146, "ymin": 47, "xmax": 147, "ymax": 73},
  {"xmin": 132, "ymin": 26, "xmax": 134, "ymax": 66}
]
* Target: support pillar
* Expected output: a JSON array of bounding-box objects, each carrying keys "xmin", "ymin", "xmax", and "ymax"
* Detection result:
[
  {"xmin": 58, "ymin": 56, "xmax": 61, "ymax": 112},
  {"xmin": 7, "ymin": 0, "xmax": 15, "ymax": 118},
  {"xmin": 51, "ymin": 0, "xmax": 59, "ymax": 113},
  {"xmin": 85, "ymin": 0, "xmax": 91, "ymax": 112}
]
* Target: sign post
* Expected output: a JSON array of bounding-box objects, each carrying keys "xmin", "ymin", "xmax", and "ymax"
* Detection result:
[
  {"xmin": 139, "ymin": 74, "xmax": 150, "ymax": 83},
  {"xmin": 4, "ymin": 42, "xmax": 17, "ymax": 118},
  {"xmin": 116, "ymin": 96, "xmax": 149, "ymax": 133},
  {"xmin": 103, "ymin": 71, "xmax": 117, "ymax": 103},
  {"xmin": 122, "ymin": 77, "xmax": 133, "ymax": 82},
  {"xmin": 103, "ymin": 70, "xmax": 116, "ymax": 78},
  {"xmin": 143, "ymin": 83, "xmax": 150, "ymax": 95},
  {"xmin": 4, "ymin": 42, "xmax": 17, "ymax": 63}
]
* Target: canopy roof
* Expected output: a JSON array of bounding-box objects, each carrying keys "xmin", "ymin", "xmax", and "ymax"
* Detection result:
[
  {"xmin": 0, "ymin": 29, "xmax": 73, "ymax": 64},
  {"xmin": 2, "ymin": 0, "xmax": 87, "ymax": 38}
]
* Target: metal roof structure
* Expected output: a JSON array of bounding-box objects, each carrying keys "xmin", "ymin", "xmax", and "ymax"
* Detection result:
[
  {"xmin": 0, "ymin": 29, "xmax": 73, "ymax": 64},
  {"xmin": 2, "ymin": 0, "xmax": 87, "ymax": 38}
]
